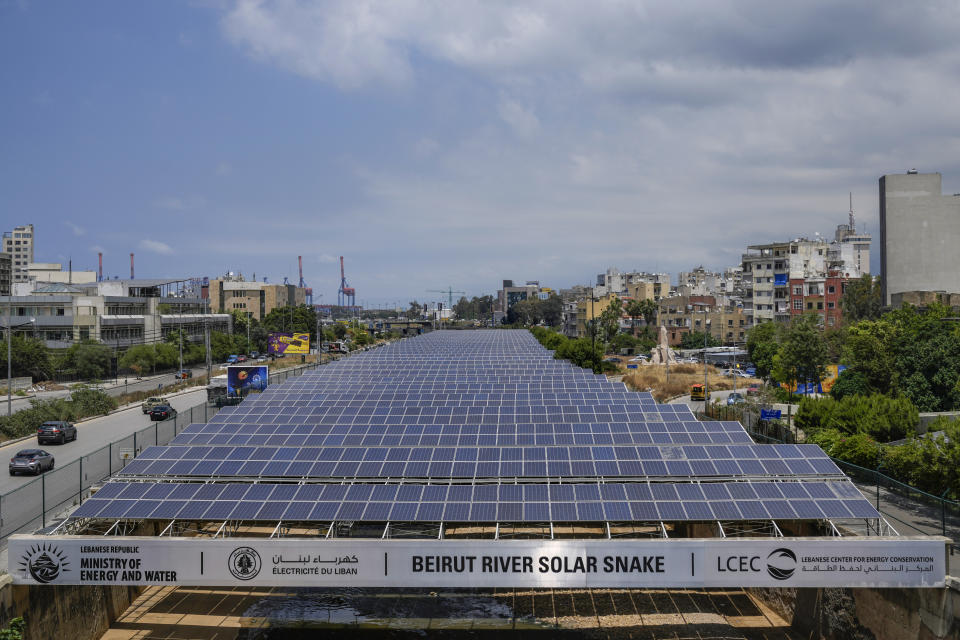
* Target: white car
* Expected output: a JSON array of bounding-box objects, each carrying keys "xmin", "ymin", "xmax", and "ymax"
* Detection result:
[{"xmin": 629, "ymin": 355, "xmax": 649, "ymax": 362}]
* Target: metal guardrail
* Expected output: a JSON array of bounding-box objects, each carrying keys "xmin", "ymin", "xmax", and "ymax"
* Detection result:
[
  {"xmin": 745, "ymin": 428, "xmax": 960, "ymax": 553},
  {"xmin": 0, "ymin": 361, "xmax": 324, "ymax": 541}
]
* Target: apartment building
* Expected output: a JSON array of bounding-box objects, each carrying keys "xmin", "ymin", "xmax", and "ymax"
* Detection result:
[
  {"xmin": 655, "ymin": 295, "xmax": 747, "ymax": 346},
  {"xmin": 741, "ymin": 223, "xmax": 868, "ymax": 327},
  {"xmin": 2, "ymin": 224, "xmax": 34, "ymax": 283},
  {"xmin": 0, "ymin": 253, "xmax": 10, "ymax": 296},
  {"xmin": 209, "ymin": 274, "xmax": 307, "ymax": 321}
]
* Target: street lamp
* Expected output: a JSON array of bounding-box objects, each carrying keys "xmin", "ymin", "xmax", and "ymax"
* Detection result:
[{"xmin": 6, "ymin": 309, "xmax": 36, "ymax": 417}]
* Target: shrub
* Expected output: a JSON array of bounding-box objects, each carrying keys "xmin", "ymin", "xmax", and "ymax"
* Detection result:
[
  {"xmin": 795, "ymin": 393, "xmax": 918, "ymax": 443},
  {"xmin": 0, "ymin": 389, "xmax": 117, "ymax": 441},
  {"xmin": 554, "ymin": 338, "xmax": 604, "ymax": 373}
]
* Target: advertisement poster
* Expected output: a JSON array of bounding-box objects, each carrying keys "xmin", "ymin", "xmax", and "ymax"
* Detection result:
[
  {"xmin": 268, "ymin": 332, "xmax": 310, "ymax": 355},
  {"xmin": 226, "ymin": 365, "xmax": 268, "ymax": 395}
]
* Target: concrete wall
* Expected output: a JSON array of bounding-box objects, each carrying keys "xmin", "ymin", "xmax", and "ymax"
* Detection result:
[
  {"xmin": 0, "ymin": 574, "xmax": 142, "ymax": 640},
  {"xmin": 751, "ymin": 579, "xmax": 960, "ymax": 640},
  {"xmin": 880, "ymin": 173, "xmax": 960, "ymax": 305}
]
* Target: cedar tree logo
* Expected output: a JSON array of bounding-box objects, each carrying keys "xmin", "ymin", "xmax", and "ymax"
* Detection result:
[
  {"xmin": 19, "ymin": 543, "xmax": 70, "ymax": 583},
  {"xmin": 766, "ymin": 548, "xmax": 796, "ymax": 580},
  {"xmin": 228, "ymin": 547, "xmax": 261, "ymax": 580}
]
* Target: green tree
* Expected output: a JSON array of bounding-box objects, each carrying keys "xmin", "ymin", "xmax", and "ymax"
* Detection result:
[
  {"xmin": 638, "ymin": 299, "xmax": 658, "ymax": 328},
  {"xmin": 0, "ymin": 335, "xmax": 51, "ymax": 382},
  {"xmin": 540, "ymin": 294, "xmax": 563, "ymax": 327},
  {"xmin": 407, "ymin": 301, "xmax": 424, "ymax": 319},
  {"xmin": 119, "ymin": 344, "xmax": 156, "ymax": 377},
  {"xmin": 62, "ymin": 340, "xmax": 113, "ymax": 380},
  {"xmin": 598, "ymin": 296, "xmax": 623, "ymax": 344},
  {"xmin": 745, "ymin": 321, "xmax": 779, "ymax": 381},
  {"xmin": 841, "ymin": 274, "xmax": 883, "ymax": 323},
  {"xmin": 842, "ymin": 319, "xmax": 898, "ymax": 393},
  {"xmin": 680, "ymin": 330, "xmax": 721, "ymax": 350},
  {"xmin": 829, "ymin": 369, "xmax": 871, "ymax": 400},
  {"xmin": 773, "ymin": 314, "xmax": 828, "ymax": 392},
  {"xmin": 625, "ymin": 300, "xmax": 644, "ymax": 337}
]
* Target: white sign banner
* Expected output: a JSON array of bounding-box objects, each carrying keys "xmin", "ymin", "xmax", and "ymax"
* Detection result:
[{"xmin": 8, "ymin": 535, "xmax": 946, "ymax": 588}]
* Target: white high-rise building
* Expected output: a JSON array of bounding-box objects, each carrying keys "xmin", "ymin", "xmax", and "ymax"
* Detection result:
[{"xmin": 2, "ymin": 224, "xmax": 34, "ymax": 283}]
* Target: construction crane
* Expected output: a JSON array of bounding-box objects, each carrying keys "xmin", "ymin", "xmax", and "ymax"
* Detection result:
[
  {"xmin": 338, "ymin": 256, "xmax": 356, "ymax": 308},
  {"xmin": 427, "ymin": 287, "xmax": 466, "ymax": 310},
  {"xmin": 298, "ymin": 255, "xmax": 313, "ymax": 305}
]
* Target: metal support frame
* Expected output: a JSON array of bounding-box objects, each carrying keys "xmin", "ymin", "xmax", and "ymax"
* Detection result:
[
  {"xmin": 716, "ymin": 521, "xmax": 726, "ymax": 538},
  {"xmin": 828, "ymin": 520, "xmax": 843, "ymax": 537},
  {"xmin": 770, "ymin": 520, "xmax": 784, "ymax": 537},
  {"xmin": 659, "ymin": 522, "xmax": 669, "ymax": 538}
]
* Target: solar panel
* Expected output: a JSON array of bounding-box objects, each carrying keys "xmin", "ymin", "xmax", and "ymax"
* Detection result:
[{"xmin": 74, "ymin": 331, "xmax": 877, "ymax": 526}]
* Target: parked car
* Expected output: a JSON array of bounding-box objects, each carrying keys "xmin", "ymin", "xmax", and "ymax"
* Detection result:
[
  {"xmin": 726, "ymin": 392, "xmax": 746, "ymax": 406},
  {"xmin": 226, "ymin": 355, "xmax": 239, "ymax": 364},
  {"xmin": 603, "ymin": 357, "xmax": 622, "ymax": 363},
  {"xmin": 36, "ymin": 421, "xmax": 77, "ymax": 445},
  {"xmin": 236, "ymin": 355, "xmax": 247, "ymax": 363},
  {"xmin": 722, "ymin": 369, "xmax": 751, "ymax": 378},
  {"xmin": 141, "ymin": 397, "xmax": 165, "ymax": 414},
  {"xmin": 629, "ymin": 355, "xmax": 649, "ymax": 362},
  {"xmin": 175, "ymin": 369, "xmax": 193, "ymax": 380},
  {"xmin": 746, "ymin": 384, "xmax": 762, "ymax": 396},
  {"xmin": 148, "ymin": 405, "xmax": 178, "ymax": 421},
  {"xmin": 10, "ymin": 449, "xmax": 54, "ymax": 476}
]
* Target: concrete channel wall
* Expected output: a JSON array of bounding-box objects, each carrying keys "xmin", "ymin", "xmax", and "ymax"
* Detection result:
[
  {"xmin": 751, "ymin": 579, "xmax": 960, "ymax": 639},
  {"xmin": 0, "ymin": 574, "xmax": 143, "ymax": 640}
]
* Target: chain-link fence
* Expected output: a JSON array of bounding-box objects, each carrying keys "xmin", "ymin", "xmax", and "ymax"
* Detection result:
[{"xmin": 0, "ymin": 360, "xmax": 324, "ymax": 541}]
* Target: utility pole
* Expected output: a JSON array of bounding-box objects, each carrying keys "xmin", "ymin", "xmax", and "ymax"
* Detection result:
[
  {"xmin": 204, "ymin": 317, "xmax": 212, "ymax": 382},
  {"xmin": 703, "ymin": 305, "xmax": 709, "ymax": 406}
]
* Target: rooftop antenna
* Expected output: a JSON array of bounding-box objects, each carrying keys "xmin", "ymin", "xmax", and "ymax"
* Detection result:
[{"xmin": 849, "ymin": 191, "xmax": 855, "ymax": 233}]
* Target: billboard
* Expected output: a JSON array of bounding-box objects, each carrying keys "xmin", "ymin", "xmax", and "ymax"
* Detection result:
[
  {"xmin": 267, "ymin": 332, "xmax": 310, "ymax": 355},
  {"xmin": 226, "ymin": 365, "xmax": 268, "ymax": 395},
  {"xmin": 780, "ymin": 364, "xmax": 847, "ymax": 394},
  {"xmin": 7, "ymin": 536, "xmax": 946, "ymax": 588}
]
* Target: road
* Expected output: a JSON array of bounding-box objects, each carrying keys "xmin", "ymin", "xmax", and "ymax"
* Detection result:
[
  {"xmin": 0, "ymin": 387, "xmax": 207, "ymax": 494},
  {"xmin": 669, "ymin": 387, "xmax": 742, "ymax": 412},
  {"xmin": 3, "ymin": 365, "xmax": 210, "ymax": 414}
]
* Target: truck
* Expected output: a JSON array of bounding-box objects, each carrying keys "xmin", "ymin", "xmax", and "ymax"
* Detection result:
[
  {"xmin": 323, "ymin": 341, "xmax": 347, "ymax": 354},
  {"xmin": 690, "ymin": 383, "xmax": 708, "ymax": 401}
]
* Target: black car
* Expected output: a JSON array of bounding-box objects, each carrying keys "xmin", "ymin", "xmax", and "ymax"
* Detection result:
[
  {"xmin": 37, "ymin": 421, "xmax": 77, "ymax": 445},
  {"xmin": 148, "ymin": 405, "xmax": 177, "ymax": 421},
  {"xmin": 9, "ymin": 449, "xmax": 54, "ymax": 476}
]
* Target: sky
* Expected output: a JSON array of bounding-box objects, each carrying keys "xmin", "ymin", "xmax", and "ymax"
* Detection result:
[{"xmin": 2, "ymin": 1, "xmax": 960, "ymax": 307}]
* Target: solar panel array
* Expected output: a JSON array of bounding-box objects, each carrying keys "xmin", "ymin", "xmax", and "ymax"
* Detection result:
[{"xmin": 73, "ymin": 330, "xmax": 879, "ymax": 525}]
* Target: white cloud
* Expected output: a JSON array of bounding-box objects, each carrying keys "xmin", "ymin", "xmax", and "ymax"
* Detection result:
[
  {"xmin": 201, "ymin": 1, "xmax": 960, "ymax": 296},
  {"xmin": 139, "ymin": 239, "xmax": 175, "ymax": 255},
  {"xmin": 64, "ymin": 221, "xmax": 85, "ymax": 236},
  {"xmin": 496, "ymin": 95, "xmax": 539, "ymax": 138},
  {"xmin": 153, "ymin": 195, "xmax": 206, "ymax": 211}
]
